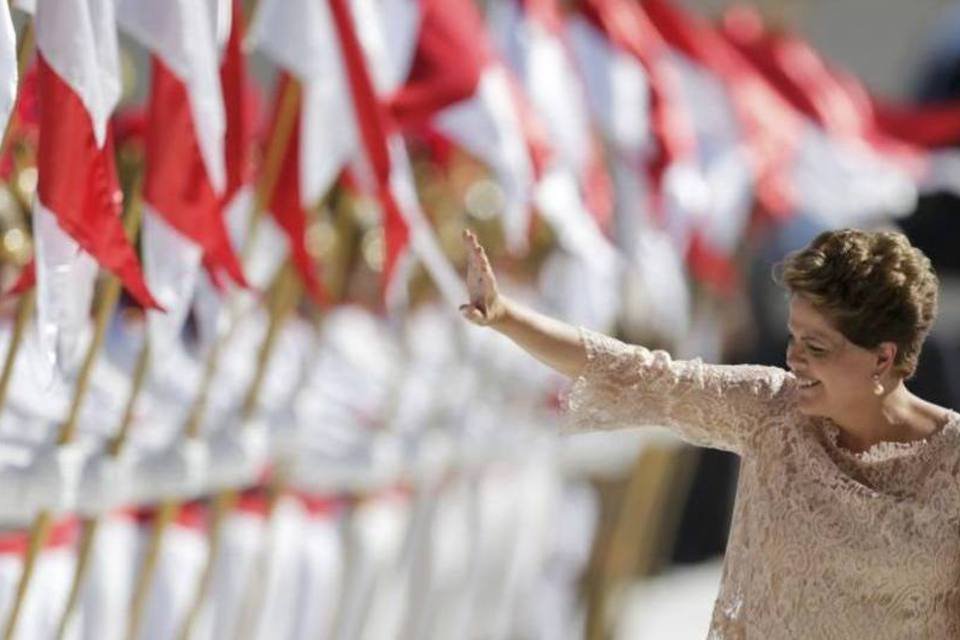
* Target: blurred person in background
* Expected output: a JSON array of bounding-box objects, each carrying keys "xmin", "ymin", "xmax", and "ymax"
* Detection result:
[{"xmin": 460, "ymin": 227, "xmax": 959, "ymax": 638}]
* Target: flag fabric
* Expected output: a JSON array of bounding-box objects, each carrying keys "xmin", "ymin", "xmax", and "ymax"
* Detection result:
[
  {"xmin": 720, "ymin": 3, "xmax": 960, "ymax": 201},
  {"xmin": 191, "ymin": 0, "xmax": 266, "ymax": 347},
  {"xmin": 573, "ymin": 0, "xmax": 738, "ymax": 287},
  {"xmin": 250, "ymin": 0, "xmax": 463, "ymax": 307},
  {"xmin": 719, "ymin": 5, "xmax": 924, "ymax": 225},
  {"xmin": 247, "ymin": 0, "xmax": 351, "ymax": 302},
  {"xmin": 32, "ymin": 0, "xmax": 159, "ymax": 378},
  {"xmin": 0, "ymin": 0, "xmax": 16, "ymax": 141},
  {"xmin": 262, "ymin": 74, "xmax": 328, "ymax": 305},
  {"xmin": 388, "ymin": 0, "xmax": 547, "ymax": 253},
  {"xmin": 572, "ymin": 0, "xmax": 701, "ymax": 238},
  {"xmin": 491, "ymin": 0, "xmax": 613, "ymax": 232},
  {"xmin": 204, "ymin": 0, "xmax": 257, "ymax": 287},
  {"xmin": 328, "ymin": 0, "xmax": 464, "ymax": 308},
  {"xmin": 117, "ymin": 0, "xmax": 245, "ymax": 357},
  {"xmin": 642, "ymin": 0, "xmax": 802, "ymax": 219}
]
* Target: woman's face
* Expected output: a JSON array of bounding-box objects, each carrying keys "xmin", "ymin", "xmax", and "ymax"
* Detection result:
[{"xmin": 785, "ymin": 295, "xmax": 883, "ymax": 419}]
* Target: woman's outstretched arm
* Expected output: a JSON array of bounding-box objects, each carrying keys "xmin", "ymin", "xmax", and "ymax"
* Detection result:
[
  {"xmin": 459, "ymin": 229, "xmax": 794, "ymax": 454},
  {"xmin": 459, "ymin": 230, "xmax": 586, "ymax": 378}
]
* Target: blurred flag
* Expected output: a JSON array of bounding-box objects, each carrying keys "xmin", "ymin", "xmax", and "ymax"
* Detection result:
[
  {"xmin": 567, "ymin": 1, "xmax": 654, "ymax": 159},
  {"xmin": 251, "ymin": 0, "xmax": 463, "ymax": 308},
  {"xmin": 643, "ymin": 0, "xmax": 801, "ymax": 220},
  {"xmin": 192, "ymin": 0, "xmax": 275, "ymax": 347},
  {"xmin": 261, "ymin": 74, "xmax": 328, "ymax": 305},
  {"xmin": 31, "ymin": 0, "xmax": 159, "ymax": 378},
  {"xmin": 491, "ymin": 0, "xmax": 613, "ymax": 231},
  {"xmin": 573, "ymin": 0, "xmax": 737, "ymax": 287},
  {"xmin": 329, "ymin": 0, "xmax": 464, "ymax": 308},
  {"xmin": 719, "ymin": 5, "xmax": 922, "ymax": 225},
  {"xmin": 572, "ymin": 0, "xmax": 700, "ymax": 235},
  {"xmin": 666, "ymin": 50, "xmax": 753, "ymax": 292},
  {"xmin": 249, "ymin": 0, "xmax": 347, "ymax": 304},
  {"xmin": 389, "ymin": 0, "xmax": 548, "ymax": 253},
  {"xmin": 0, "ymin": 0, "xmax": 15, "ymax": 142},
  {"xmin": 118, "ymin": 0, "xmax": 245, "ymax": 357},
  {"xmin": 204, "ymin": 0, "xmax": 252, "ymax": 290}
]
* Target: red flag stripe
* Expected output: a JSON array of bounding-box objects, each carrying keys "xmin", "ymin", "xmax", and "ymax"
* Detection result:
[
  {"xmin": 328, "ymin": 0, "xmax": 410, "ymax": 289},
  {"xmin": 144, "ymin": 56, "xmax": 247, "ymax": 288},
  {"xmin": 221, "ymin": 0, "xmax": 254, "ymax": 201},
  {"xmin": 36, "ymin": 54, "xmax": 160, "ymax": 309},
  {"xmin": 642, "ymin": 0, "xmax": 800, "ymax": 218},
  {"xmin": 387, "ymin": 0, "xmax": 492, "ymax": 129},
  {"xmin": 3, "ymin": 261, "xmax": 34, "ymax": 297},
  {"xmin": 265, "ymin": 76, "xmax": 327, "ymax": 306}
]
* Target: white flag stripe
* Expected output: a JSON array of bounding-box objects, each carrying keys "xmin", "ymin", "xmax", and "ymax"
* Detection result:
[
  {"xmin": 141, "ymin": 208, "xmax": 205, "ymax": 361},
  {"xmin": 117, "ymin": 0, "xmax": 226, "ymax": 191},
  {"xmin": 247, "ymin": 0, "xmax": 337, "ymax": 83},
  {"xmin": 350, "ymin": 0, "xmax": 421, "ymax": 96},
  {"xmin": 493, "ymin": 3, "xmax": 592, "ymax": 180},
  {"xmin": 566, "ymin": 15, "xmax": 652, "ymax": 157},
  {"xmin": 0, "ymin": 1, "xmax": 17, "ymax": 140},
  {"xmin": 387, "ymin": 135, "xmax": 467, "ymax": 308},
  {"xmin": 299, "ymin": 64, "xmax": 357, "ymax": 206},
  {"xmin": 35, "ymin": 0, "xmax": 120, "ymax": 147},
  {"xmin": 33, "ymin": 202, "xmax": 99, "ymax": 380},
  {"xmin": 436, "ymin": 67, "xmax": 536, "ymax": 253}
]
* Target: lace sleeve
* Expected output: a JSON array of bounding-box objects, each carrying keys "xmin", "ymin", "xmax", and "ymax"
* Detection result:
[{"xmin": 563, "ymin": 328, "xmax": 795, "ymax": 454}]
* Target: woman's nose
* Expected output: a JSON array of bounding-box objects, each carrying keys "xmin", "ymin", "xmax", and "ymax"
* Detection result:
[{"xmin": 786, "ymin": 342, "xmax": 804, "ymax": 369}]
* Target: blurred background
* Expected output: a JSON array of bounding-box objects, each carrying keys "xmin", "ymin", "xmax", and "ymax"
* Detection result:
[{"xmin": 0, "ymin": 0, "xmax": 958, "ymax": 639}]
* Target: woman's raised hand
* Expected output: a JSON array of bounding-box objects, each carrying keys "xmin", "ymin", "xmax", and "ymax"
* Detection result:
[{"xmin": 460, "ymin": 229, "xmax": 507, "ymax": 327}]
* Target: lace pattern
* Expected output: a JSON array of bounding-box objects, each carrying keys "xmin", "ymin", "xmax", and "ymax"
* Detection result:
[
  {"xmin": 564, "ymin": 328, "xmax": 960, "ymax": 639},
  {"xmin": 564, "ymin": 328, "xmax": 794, "ymax": 454}
]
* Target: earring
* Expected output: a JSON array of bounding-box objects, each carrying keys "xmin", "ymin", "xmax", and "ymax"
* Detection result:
[{"xmin": 872, "ymin": 374, "xmax": 884, "ymax": 396}]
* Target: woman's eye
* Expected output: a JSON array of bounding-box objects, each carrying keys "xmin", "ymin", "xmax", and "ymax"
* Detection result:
[{"xmin": 807, "ymin": 345, "xmax": 826, "ymax": 355}]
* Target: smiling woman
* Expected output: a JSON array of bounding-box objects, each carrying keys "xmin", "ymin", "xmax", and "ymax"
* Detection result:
[
  {"xmin": 778, "ymin": 230, "xmax": 948, "ymax": 453},
  {"xmin": 460, "ymin": 227, "xmax": 960, "ymax": 639}
]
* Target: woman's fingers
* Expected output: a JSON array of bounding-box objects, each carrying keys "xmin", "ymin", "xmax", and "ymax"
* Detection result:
[
  {"xmin": 462, "ymin": 229, "xmax": 496, "ymax": 289},
  {"xmin": 459, "ymin": 303, "xmax": 488, "ymax": 325},
  {"xmin": 461, "ymin": 229, "xmax": 501, "ymax": 326}
]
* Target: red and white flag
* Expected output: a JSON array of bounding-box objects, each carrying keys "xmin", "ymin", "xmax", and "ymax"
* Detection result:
[
  {"xmin": 571, "ymin": 0, "xmax": 717, "ymax": 277},
  {"xmin": 117, "ymin": 0, "xmax": 245, "ymax": 356},
  {"xmin": 0, "ymin": 1, "xmax": 26, "ymax": 296},
  {"xmin": 248, "ymin": 0, "xmax": 352, "ymax": 304},
  {"xmin": 259, "ymin": 74, "xmax": 328, "ymax": 306},
  {"xmin": 566, "ymin": 3, "xmax": 653, "ymax": 160},
  {"xmin": 192, "ymin": 0, "xmax": 275, "ymax": 345},
  {"xmin": 250, "ymin": 0, "xmax": 463, "ymax": 308},
  {"xmin": 643, "ymin": 0, "xmax": 802, "ymax": 220},
  {"xmin": 0, "ymin": 1, "xmax": 15, "ymax": 142},
  {"xmin": 491, "ymin": 0, "xmax": 615, "ymax": 251},
  {"xmin": 388, "ymin": 0, "xmax": 549, "ymax": 254},
  {"xmin": 31, "ymin": 0, "xmax": 159, "ymax": 378},
  {"xmin": 720, "ymin": 5, "xmax": 921, "ymax": 226}
]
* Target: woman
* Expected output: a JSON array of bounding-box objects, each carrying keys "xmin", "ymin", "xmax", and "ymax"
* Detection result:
[{"xmin": 460, "ymin": 227, "xmax": 960, "ymax": 639}]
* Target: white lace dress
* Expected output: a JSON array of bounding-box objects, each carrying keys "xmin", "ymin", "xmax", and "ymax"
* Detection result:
[{"xmin": 564, "ymin": 328, "xmax": 960, "ymax": 639}]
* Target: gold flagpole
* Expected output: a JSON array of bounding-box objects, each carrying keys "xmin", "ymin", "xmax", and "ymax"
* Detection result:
[
  {"xmin": 0, "ymin": 288, "xmax": 33, "ymax": 415},
  {"xmin": 176, "ymin": 259, "xmax": 301, "ymax": 640},
  {"xmin": 53, "ymin": 132, "xmax": 156, "ymax": 640},
  {"xmin": 0, "ymin": 20, "xmax": 37, "ymax": 415},
  {"xmin": 2, "ymin": 166, "xmax": 146, "ymax": 640},
  {"xmin": 125, "ymin": 76, "xmax": 301, "ymax": 640}
]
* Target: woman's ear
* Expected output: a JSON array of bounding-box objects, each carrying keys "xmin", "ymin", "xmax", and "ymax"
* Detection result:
[{"xmin": 874, "ymin": 342, "xmax": 899, "ymax": 376}]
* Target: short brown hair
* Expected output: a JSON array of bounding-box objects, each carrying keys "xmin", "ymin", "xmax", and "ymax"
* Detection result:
[{"xmin": 776, "ymin": 228, "xmax": 939, "ymax": 378}]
